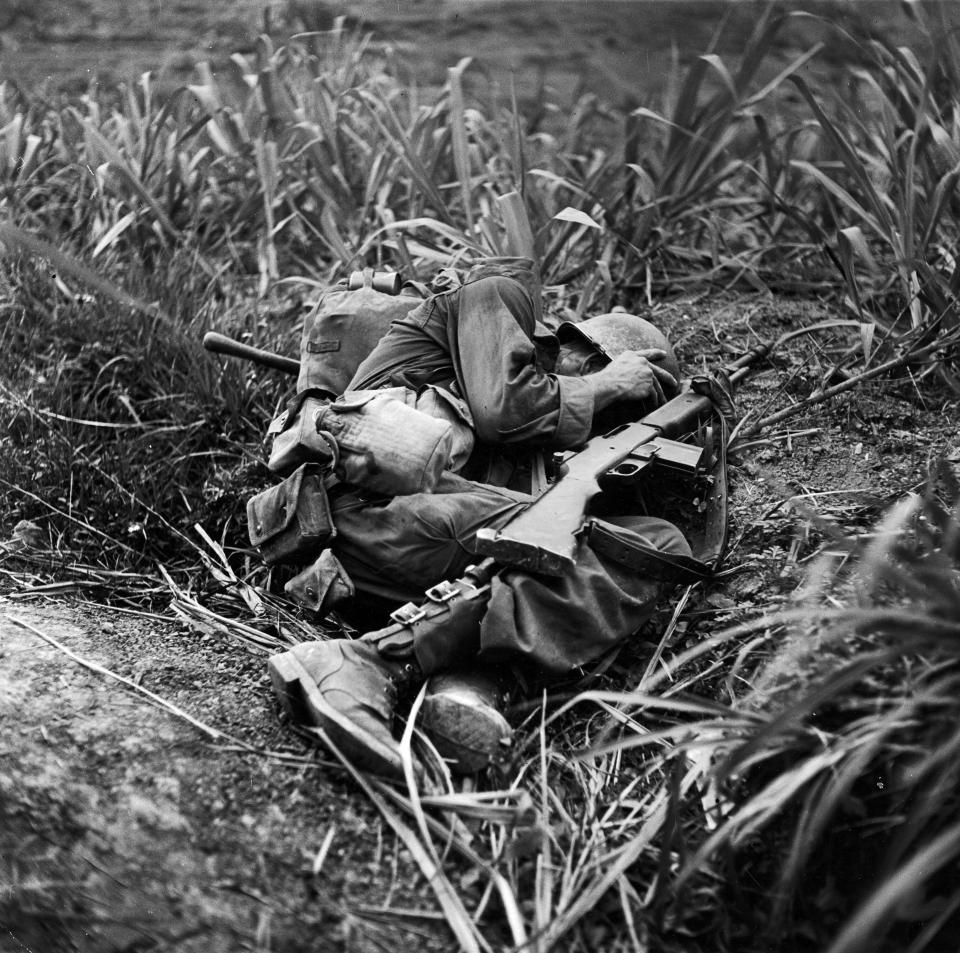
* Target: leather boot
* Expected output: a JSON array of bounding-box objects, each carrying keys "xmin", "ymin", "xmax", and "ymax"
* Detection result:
[
  {"xmin": 268, "ymin": 639, "xmax": 421, "ymax": 779},
  {"xmin": 419, "ymin": 667, "xmax": 514, "ymax": 774}
]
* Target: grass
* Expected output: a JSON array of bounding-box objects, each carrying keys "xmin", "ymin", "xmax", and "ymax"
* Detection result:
[
  {"xmin": 2, "ymin": 6, "xmax": 960, "ymax": 952},
  {"xmin": 785, "ymin": 6, "xmax": 960, "ymax": 340}
]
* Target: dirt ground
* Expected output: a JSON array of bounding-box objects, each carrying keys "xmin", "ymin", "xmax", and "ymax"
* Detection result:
[
  {"xmin": 3, "ymin": 291, "xmax": 958, "ymax": 952},
  {"xmin": 0, "ymin": 600, "xmax": 454, "ymax": 953}
]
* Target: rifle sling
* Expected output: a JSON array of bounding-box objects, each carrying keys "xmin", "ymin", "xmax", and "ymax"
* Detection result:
[
  {"xmin": 698, "ymin": 413, "xmax": 730, "ymax": 569},
  {"xmin": 584, "ymin": 519, "xmax": 715, "ymax": 584}
]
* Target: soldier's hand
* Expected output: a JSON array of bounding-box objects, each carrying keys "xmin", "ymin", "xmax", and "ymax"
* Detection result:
[{"xmin": 588, "ymin": 349, "xmax": 678, "ymax": 410}]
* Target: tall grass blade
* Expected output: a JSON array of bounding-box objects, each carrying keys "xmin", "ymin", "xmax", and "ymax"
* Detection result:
[
  {"xmin": 0, "ymin": 223, "xmax": 170, "ymax": 323},
  {"xmin": 75, "ymin": 112, "xmax": 180, "ymax": 240},
  {"xmin": 788, "ymin": 76, "xmax": 893, "ymax": 235},
  {"xmin": 824, "ymin": 818, "xmax": 960, "ymax": 953},
  {"xmin": 447, "ymin": 58, "xmax": 474, "ymax": 235},
  {"xmin": 316, "ymin": 723, "xmax": 488, "ymax": 953}
]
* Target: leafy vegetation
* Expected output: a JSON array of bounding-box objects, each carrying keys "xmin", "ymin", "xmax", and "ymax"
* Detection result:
[
  {"xmin": 573, "ymin": 465, "xmax": 960, "ymax": 953},
  {"xmin": 2, "ymin": 6, "xmax": 960, "ymax": 952},
  {"xmin": 784, "ymin": 5, "xmax": 960, "ymax": 374}
]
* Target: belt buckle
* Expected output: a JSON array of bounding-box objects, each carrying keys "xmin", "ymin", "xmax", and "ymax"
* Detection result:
[
  {"xmin": 390, "ymin": 602, "xmax": 427, "ymax": 625},
  {"xmin": 424, "ymin": 580, "xmax": 459, "ymax": 603}
]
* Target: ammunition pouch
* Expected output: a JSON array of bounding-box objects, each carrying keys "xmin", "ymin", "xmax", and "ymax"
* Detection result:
[
  {"xmin": 585, "ymin": 519, "xmax": 714, "ymax": 583},
  {"xmin": 284, "ymin": 549, "xmax": 354, "ymax": 616},
  {"xmin": 246, "ymin": 463, "xmax": 335, "ymax": 566}
]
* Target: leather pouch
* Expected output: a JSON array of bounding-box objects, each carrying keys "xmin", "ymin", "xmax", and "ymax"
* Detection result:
[
  {"xmin": 284, "ymin": 550, "xmax": 354, "ymax": 617},
  {"xmin": 246, "ymin": 463, "xmax": 335, "ymax": 566},
  {"xmin": 267, "ymin": 389, "xmax": 336, "ymax": 477}
]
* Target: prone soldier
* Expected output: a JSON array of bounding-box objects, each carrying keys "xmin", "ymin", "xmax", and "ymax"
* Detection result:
[{"xmin": 260, "ymin": 256, "xmax": 696, "ymax": 777}]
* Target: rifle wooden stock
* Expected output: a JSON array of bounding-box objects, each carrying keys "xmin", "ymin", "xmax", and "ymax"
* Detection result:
[
  {"xmin": 476, "ymin": 423, "xmax": 662, "ymax": 574},
  {"xmin": 203, "ymin": 331, "xmax": 300, "ymax": 375}
]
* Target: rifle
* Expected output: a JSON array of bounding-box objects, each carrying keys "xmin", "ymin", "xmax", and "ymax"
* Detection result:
[
  {"xmin": 362, "ymin": 344, "xmax": 772, "ymax": 668},
  {"xmin": 474, "ymin": 345, "xmax": 771, "ymax": 576}
]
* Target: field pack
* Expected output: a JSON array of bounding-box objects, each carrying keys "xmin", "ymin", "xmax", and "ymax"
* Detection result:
[{"xmin": 296, "ymin": 268, "xmax": 425, "ymax": 395}]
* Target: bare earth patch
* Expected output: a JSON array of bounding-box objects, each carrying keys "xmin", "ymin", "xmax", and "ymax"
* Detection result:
[{"xmin": 0, "ymin": 601, "xmax": 450, "ymax": 953}]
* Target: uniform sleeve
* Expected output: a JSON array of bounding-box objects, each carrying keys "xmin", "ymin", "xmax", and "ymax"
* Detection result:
[{"xmin": 447, "ymin": 274, "xmax": 596, "ymax": 449}]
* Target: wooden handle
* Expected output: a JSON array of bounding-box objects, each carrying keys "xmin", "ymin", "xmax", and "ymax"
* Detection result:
[{"xmin": 202, "ymin": 332, "xmax": 300, "ymax": 375}]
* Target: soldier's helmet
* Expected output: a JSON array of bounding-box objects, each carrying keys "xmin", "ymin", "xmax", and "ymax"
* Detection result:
[{"xmin": 556, "ymin": 312, "xmax": 681, "ymax": 382}]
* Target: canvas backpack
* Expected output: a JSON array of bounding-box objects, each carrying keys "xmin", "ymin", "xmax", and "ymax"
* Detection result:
[{"xmin": 296, "ymin": 268, "xmax": 425, "ymax": 395}]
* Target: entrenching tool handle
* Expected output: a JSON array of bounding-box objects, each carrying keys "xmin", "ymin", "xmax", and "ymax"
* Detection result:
[{"xmin": 203, "ymin": 331, "xmax": 300, "ymax": 375}]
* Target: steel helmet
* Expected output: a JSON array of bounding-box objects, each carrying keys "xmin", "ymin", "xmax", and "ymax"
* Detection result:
[{"xmin": 556, "ymin": 312, "xmax": 681, "ymax": 381}]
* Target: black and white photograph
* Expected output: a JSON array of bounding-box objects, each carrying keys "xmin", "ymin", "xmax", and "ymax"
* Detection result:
[{"xmin": 2, "ymin": 2, "xmax": 959, "ymax": 951}]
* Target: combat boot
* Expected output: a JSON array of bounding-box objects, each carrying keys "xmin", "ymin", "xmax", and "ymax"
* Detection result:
[
  {"xmin": 268, "ymin": 639, "xmax": 421, "ymax": 779},
  {"xmin": 420, "ymin": 667, "xmax": 514, "ymax": 774}
]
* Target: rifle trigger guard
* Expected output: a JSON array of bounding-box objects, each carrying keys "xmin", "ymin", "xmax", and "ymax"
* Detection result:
[
  {"xmin": 425, "ymin": 580, "xmax": 460, "ymax": 603},
  {"xmin": 609, "ymin": 460, "xmax": 644, "ymax": 479},
  {"xmin": 390, "ymin": 602, "xmax": 427, "ymax": 625}
]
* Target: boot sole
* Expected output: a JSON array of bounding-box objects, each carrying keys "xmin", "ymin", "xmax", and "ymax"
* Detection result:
[
  {"xmin": 420, "ymin": 692, "xmax": 512, "ymax": 774},
  {"xmin": 268, "ymin": 648, "xmax": 407, "ymax": 780}
]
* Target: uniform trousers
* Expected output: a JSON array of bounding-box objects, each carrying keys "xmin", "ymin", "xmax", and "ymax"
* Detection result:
[{"xmin": 330, "ymin": 473, "xmax": 691, "ymax": 675}]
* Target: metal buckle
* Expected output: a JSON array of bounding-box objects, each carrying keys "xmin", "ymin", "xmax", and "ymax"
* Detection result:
[
  {"xmin": 425, "ymin": 580, "xmax": 459, "ymax": 603},
  {"xmin": 389, "ymin": 602, "xmax": 427, "ymax": 625}
]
